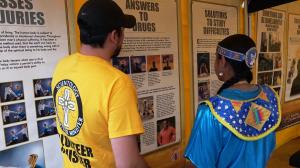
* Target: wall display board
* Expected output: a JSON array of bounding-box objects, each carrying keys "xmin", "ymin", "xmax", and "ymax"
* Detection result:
[
  {"xmin": 278, "ymin": 14, "xmax": 300, "ymax": 130},
  {"xmin": 192, "ymin": 1, "xmax": 238, "ymax": 111},
  {"xmin": 114, "ymin": 0, "xmax": 181, "ymax": 154},
  {"xmin": 285, "ymin": 14, "xmax": 300, "ymax": 101},
  {"xmin": 256, "ymin": 9, "xmax": 285, "ymax": 99},
  {"xmin": 0, "ymin": 0, "xmax": 69, "ymax": 167}
]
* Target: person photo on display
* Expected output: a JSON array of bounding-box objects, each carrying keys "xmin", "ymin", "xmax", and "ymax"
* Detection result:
[
  {"xmin": 185, "ymin": 34, "xmax": 281, "ymax": 168},
  {"xmin": 149, "ymin": 61, "xmax": 158, "ymax": 72},
  {"xmin": 28, "ymin": 154, "xmax": 42, "ymax": 168},
  {"xmin": 162, "ymin": 56, "xmax": 172, "ymax": 70},
  {"xmin": 157, "ymin": 119, "xmax": 176, "ymax": 146}
]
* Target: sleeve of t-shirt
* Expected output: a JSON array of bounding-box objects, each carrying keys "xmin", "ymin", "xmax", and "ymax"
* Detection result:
[
  {"xmin": 184, "ymin": 103, "xmax": 223, "ymax": 167},
  {"xmin": 108, "ymin": 75, "xmax": 144, "ymax": 139}
]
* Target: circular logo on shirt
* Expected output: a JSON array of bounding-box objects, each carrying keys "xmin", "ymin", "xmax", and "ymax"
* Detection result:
[{"xmin": 53, "ymin": 79, "xmax": 83, "ymax": 136}]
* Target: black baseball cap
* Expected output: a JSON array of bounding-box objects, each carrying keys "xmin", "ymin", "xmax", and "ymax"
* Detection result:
[{"xmin": 78, "ymin": 0, "xmax": 136, "ymax": 44}]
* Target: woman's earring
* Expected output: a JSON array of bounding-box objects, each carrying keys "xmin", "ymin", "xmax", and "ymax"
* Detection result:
[{"xmin": 218, "ymin": 72, "xmax": 224, "ymax": 77}]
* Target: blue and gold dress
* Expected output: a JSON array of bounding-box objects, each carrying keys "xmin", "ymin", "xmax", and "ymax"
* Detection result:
[{"xmin": 185, "ymin": 85, "xmax": 281, "ymax": 168}]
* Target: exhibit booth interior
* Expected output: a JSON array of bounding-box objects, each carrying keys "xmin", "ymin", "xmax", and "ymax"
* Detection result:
[{"xmin": 0, "ymin": 0, "xmax": 300, "ymax": 167}]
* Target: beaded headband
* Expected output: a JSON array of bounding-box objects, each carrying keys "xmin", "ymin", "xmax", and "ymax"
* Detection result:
[{"xmin": 216, "ymin": 45, "xmax": 257, "ymax": 68}]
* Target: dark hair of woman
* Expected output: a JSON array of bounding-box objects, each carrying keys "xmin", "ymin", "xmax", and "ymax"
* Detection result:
[{"xmin": 217, "ymin": 34, "xmax": 256, "ymax": 94}]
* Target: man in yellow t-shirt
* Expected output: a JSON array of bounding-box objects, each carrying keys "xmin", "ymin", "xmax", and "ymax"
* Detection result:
[{"xmin": 51, "ymin": 1, "xmax": 148, "ymax": 167}]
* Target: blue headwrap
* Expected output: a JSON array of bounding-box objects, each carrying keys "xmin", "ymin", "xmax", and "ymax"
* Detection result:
[{"xmin": 216, "ymin": 45, "xmax": 257, "ymax": 68}]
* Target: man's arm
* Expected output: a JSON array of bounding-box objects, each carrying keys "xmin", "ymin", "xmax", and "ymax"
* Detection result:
[{"xmin": 111, "ymin": 135, "xmax": 148, "ymax": 168}]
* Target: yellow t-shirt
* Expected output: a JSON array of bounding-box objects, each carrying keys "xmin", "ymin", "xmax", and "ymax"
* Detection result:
[{"xmin": 51, "ymin": 53, "xmax": 144, "ymax": 168}]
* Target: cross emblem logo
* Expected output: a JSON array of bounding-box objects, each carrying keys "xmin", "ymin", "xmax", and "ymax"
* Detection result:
[{"xmin": 58, "ymin": 89, "xmax": 75, "ymax": 128}]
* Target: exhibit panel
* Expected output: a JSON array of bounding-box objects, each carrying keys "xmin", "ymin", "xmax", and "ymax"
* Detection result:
[
  {"xmin": 192, "ymin": 1, "xmax": 238, "ymax": 112},
  {"xmin": 0, "ymin": 0, "xmax": 69, "ymax": 167}
]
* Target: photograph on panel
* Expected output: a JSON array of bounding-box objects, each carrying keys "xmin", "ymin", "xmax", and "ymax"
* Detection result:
[
  {"xmin": 130, "ymin": 56, "xmax": 146, "ymax": 74},
  {"xmin": 162, "ymin": 54, "xmax": 174, "ymax": 70},
  {"xmin": 138, "ymin": 96, "xmax": 154, "ymax": 121},
  {"xmin": 260, "ymin": 32, "xmax": 268, "ymax": 52},
  {"xmin": 197, "ymin": 52, "xmax": 210, "ymax": 78},
  {"xmin": 4, "ymin": 124, "xmax": 29, "ymax": 146},
  {"xmin": 1, "ymin": 102, "xmax": 26, "ymax": 125},
  {"xmin": 287, "ymin": 58, "xmax": 297, "ymax": 84},
  {"xmin": 273, "ymin": 53, "xmax": 282, "ymax": 69},
  {"xmin": 268, "ymin": 32, "xmax": 281, "ymax": 52},
  {"xmin": 33, "ymin": 78, "xmax": 52, "ymax": 98},
  {"xmin": 0, "ymin": 140, "xmax": 45, "ymax": 168},
  {"xmin": 198, "ymin": 80, "xmax": 210, "ymax": 102},
  {"xmin": 147, "ymin": 55, "xmax": 161, "ymax": 72},
  {"xmin": 273, "ymin": 71, "xmax": 282, "ymax": 86},
  {"xmin": 112, "ymin": 56, "xmax": 130, "ymax": 74},
  {"xmin": 290, "ymin": 59, "xmax": 300, "ymax": 96},
  {"xmin": 37, "ymin": 118, "xmax": 57, "ymax": 138},
  {"xmin": 258, "ymin": 53, "xmax": 274, "ymax": 71},
  {"xmin": 157, "ymin": 116, "xmax": 176, "ymax": 147},
  {"xmin": 35, "ymin": 98, "xmax": 56, "ymax": 118},
  {"xmin": 258, "ymin": 72, "xmax": 273, "ymax": 85},
  {"xmin": 0, "ymin": 81, "xmax": 24, "ymax": 103}
]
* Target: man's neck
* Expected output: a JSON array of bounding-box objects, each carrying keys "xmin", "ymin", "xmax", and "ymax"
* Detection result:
[{"xmin": 80, "ymin": 44, "xmax": 111, "ymax": 62}]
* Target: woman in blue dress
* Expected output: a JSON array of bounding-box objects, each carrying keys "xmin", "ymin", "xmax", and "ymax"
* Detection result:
[{"xmin": 185, "ymin": 34, "xmax": 281, "ymax": 168}]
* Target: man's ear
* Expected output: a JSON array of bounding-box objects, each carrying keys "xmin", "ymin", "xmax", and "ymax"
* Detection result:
[{"xmin": 108, "ymin": 30, "xmax": 119, "ymax": 44}]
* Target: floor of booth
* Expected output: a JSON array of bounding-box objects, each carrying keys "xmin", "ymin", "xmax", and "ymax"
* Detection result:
[{"xmin": 267, "ymin": 138, "xmax": 300, "ymax": 168}]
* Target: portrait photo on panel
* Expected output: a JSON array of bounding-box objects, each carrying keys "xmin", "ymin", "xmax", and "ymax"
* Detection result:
[
  {"xmin": 287, "ymin": 58, "xmax": 297, "ymax": 84},
  {"xmin": 35, "ymin": 98, "xmax": 56, "ymax": 118},
  {"xmin": 138, "ymin": 96, "xmax": 154, "ymax": 121},
  {"xmin": 273, "ymin": 53, "xmax": 282, "ymax": 69},
  {"xmin": 162, "ymin": 54, "xmax": 174, "ymax": 70},
  {"xmin": 268, "ymin": 32, "xmax": 281, "ymax": 52},
  {"xmin": 112, "ymin": 56, "xmax": 130, "ymax": 74},
  {"xmin": 258, "ymin": 53, "xmax": 274, "ymax": 71},
  {"xmin": 147, "ymin": 55, "xmax": 161, "ymax": 72},
  {"xmin": 197, "ymin": 52, "xmax": 210, "ymax": 78},
  {"xmin": 290, "ymin": 59, "xmax": 300, "ymax": 96},
  {"xmin": 0, "ymin": 81, "xmax": 24, "ymax": 103},
  {"xmin": 37, "ymin": 118, "xmax": 57, "ymax": 138},
  {"xmin": 157, "ymin": 116, "xmax": 176, "ymax": 147},
  {"xmin": 273, "ymin": 71, "xmax": 282, "ymax": 86},
  {"xmin": 198, "ymin": 81, "xmax": 210, "ymax": 102},
  {"xmin": 130, "ymin": 56, "xmax": 146, "ymax": 74},
  {"xmin": 33, "ymin": 78, "xmax": 52, "ymax": 98},
  {"xmin": 1, "ymin": 102, "xmax": 26, "ymax": 125},
  {"xmin": 0, "ymin": 140, "xmax": 45, "ymax": 168},
  {"xmin": 258, "ymin": 72, "xmax": 273, "ymax": 85},
  {"xmin": 4, "ymin": 124, "xmax": 29, "ymax": 146},
  {"xmin": 260, "ymin": 32, "xmax": 268, "ymax": 52}
]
